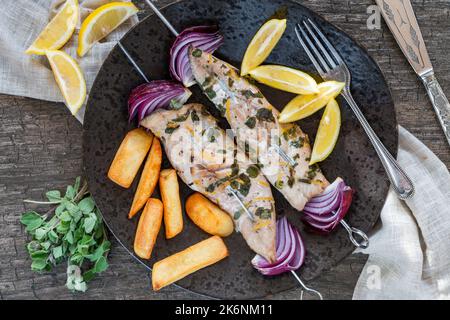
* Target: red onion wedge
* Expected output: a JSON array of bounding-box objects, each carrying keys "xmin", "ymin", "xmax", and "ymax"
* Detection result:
[
  {"xmin": 128, "ymin": 80, "xmax": 192, "ymax": 122},
  {"xmin": 303, "ymin": 178, "xmax": 353, "ymax": 233},
  {"xmin": 252, "ymin": 217, "xmax": 305, "ymax": 276},
  {"xmin": 170, "ymin": 25, "xmax": 224, "ymax": 87}
]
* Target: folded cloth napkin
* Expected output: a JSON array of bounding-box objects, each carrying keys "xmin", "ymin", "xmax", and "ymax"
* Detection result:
[
  {"xmin": 2, "ymin": 0, "xmax": 450, "ymax": 301},
  {"xmin": 0, "ymin": 0, "xmax": 138, "ymax": 123},
  {"xmin": 353, "ymin": 126, "xmax": 450, "ymax": 300}
]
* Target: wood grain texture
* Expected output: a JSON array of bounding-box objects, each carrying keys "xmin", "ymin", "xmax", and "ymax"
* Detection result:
[{"xmin": 0, "ymin": 0, "xmax": 449, "ymax": 300}]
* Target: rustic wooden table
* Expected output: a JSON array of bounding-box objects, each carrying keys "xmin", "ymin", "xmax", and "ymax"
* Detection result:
[{"xmin": 1, "ymin": 0, "xmax": 449, "ymax": 300}]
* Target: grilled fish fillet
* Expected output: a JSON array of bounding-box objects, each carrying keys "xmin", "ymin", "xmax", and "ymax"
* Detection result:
[
  {"xmin": 189, "ymin": 48, "xmax": 329, "ymax": 211},
  {"xmin": 141, "ymin": 104, "xmax": 276, "ymax": 262}
]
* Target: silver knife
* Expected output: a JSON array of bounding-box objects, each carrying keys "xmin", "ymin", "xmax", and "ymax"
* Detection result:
[{"xmin": 376, "ymin": 0, "xmax": 450, "ymax": 146}]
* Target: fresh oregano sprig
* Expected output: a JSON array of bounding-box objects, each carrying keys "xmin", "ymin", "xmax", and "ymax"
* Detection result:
[{"xmin": 20, "ymin": 177, "xmax": 111, "ymax": 292}]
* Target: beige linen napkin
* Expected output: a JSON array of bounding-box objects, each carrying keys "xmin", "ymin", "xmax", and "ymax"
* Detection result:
[
  {"xmin": 353, "ymin": 126, "xmax": 450, "ymax": 300},
  {"xmin": 0, "ymin": 0, "xmax": 138, "ymax": 122}
]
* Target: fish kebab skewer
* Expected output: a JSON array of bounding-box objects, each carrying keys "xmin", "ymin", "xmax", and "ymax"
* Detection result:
[
  {"xmin": 189, "ymin": 48, "xmax": 329, "ymax": 211},
  {"xmin": 141, "ymin": 103, "xmax": 277, "ymax": 262}
]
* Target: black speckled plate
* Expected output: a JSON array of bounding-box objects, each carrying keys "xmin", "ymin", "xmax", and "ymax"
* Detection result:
[{"xmin": 82, "ymin": 0, "xmax": 397, "ymax": 299}]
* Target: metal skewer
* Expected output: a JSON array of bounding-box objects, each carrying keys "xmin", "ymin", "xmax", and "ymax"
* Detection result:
[
  {"xmin": 226, "ymin": 188, "xmax": 323, "ymax": 300},
  {"xmin": 118, "ymin": 42, "xmax": 150, "ymax": 83},
  {"xmin": 144, "ymin": 0, "xmax": 179, "ymax": 37},
  {"xmin": 290, "ymin": 270, "xmax": 323, "ymax": 300},
  {"xmin": 272, "ymin": 146, "xmax": 369, "ymax": 249},
  {"xmin": 340, "ymin": 220, "xmax": 369, "ymax": 249},
  {"xmin": 271, "ymin": 144, "xmax": 297, "ymax": 167},
  {"xmin": 225, "ymin": 185, "xmax": 255, "ymax": 221}
]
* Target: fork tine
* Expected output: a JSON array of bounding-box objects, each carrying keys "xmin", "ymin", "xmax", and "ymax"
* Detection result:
[
  {"xmin": 302, "ymin": 20, "xmax": 337, "ymax": 69},
  {"xmin": 294, "ymin": 25, "xmax": 325, "ymax": 75},
  {"xmin": 307, "ymin": 18, "xmax": 344, "ymax": 65},
  {"xmin": 295, "ymin": 24, "xmax": 330, "ymax": 73}
]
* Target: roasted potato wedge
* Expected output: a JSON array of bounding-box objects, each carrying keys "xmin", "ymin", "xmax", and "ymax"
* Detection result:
[
  {"xmin": 134, "ymin": 198, "xmax": 163, "ymax": 259},
  {"xmin": 185, "ymin": 193, "xmax": 234, "ymax": 237},
  {"xmin": 108, "ymin": 128, "xmax": 153, "ymax": 188},
  {"xmin": 159, "ymin": 169, "xmax": 183, "ymax": 239},
  {"xmin": 152, "ymin": 236, "xmax": 228, "ymax": 291},
  {"xmin": 128, "ymin": 138, "xmax": 162, "ymax": 218}
]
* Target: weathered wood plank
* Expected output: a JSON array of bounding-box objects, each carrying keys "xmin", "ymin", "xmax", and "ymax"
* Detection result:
[{"xmin": 0, "ymin": 0, "xmax": 449, "ymax": 300}]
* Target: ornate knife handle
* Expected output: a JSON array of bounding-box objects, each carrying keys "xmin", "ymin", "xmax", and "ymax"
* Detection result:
[{"xmin": 421, "ymin": 71, "xmax": 450, "ymax": 146}]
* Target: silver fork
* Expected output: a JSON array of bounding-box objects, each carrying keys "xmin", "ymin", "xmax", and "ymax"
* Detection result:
[{"xmin": 295, "ymin": 19, "xmax": 414, "ymax": 200}]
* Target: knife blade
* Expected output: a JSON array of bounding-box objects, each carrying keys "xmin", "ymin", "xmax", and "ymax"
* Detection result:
[{"xmin": 377, "ymin": 0, "xmax": 450, "ymax": 146}]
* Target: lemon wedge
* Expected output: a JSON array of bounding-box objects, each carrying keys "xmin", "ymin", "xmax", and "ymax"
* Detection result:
[
  {"xmin": 25, "ymin": 0, "xmax": 79, "ymax": 55},
  {"xmin": 46, "ymin": 50, "xmax": 86, "ymax": 115},
  {"xmin": 279, "ymin": 81, "xmax": 345, "ymax": 123},
  {"xmin": 78, "ymin": 2, "xmax": 138, "ymax": 56},
  {"xmin": 249, "ymin": 65, "xmax": 319, "ymax": 95},
  {"xmin": 310, "ymin": 99, "xmax": 341, "ymax": 165},
  {"xmin": 241, "ymin": 19, "xmax": 287, "ymax": 76}
]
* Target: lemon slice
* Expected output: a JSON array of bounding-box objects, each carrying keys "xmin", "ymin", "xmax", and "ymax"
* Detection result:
[
  {"xmin": 25, "ymin": 0, "xmax": 79, "ymax": 55},
  {"xmin": 279, "ymin": 81, "xmax": 345, "ymax": 123},
  {"xmin": 310, "ymin": 99, "xmax": 341, "ymax": 165},
  {"xmin": 249, "ymin": 65, "xmax": 319, "ymax": 95},
  {"xmin": 78, "ymin": 2, "xmax": 138, "ymax": 57},
  {"xmin": 46, "ymin": 50, "xmax": 86, "ymax": 115},
  {"xmin": 241, "ymin": 19, "xmax": 287, "ymax": 76}
]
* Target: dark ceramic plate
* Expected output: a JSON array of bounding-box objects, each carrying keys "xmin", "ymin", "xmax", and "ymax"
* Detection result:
[{"xmin": 82, "ymin": 0, "xmax": 397, "ymax": 299}]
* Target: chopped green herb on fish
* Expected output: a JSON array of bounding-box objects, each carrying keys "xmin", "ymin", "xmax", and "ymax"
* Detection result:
[
  {"xmin": 245, "ymin": 117, "xmax": 256, "ymax": 129},
  {"xmin": 256, "ymin": 108, "xmax": 275, "ymax": 122},
  {"xmin": 192, "ymin": 48, "xmax": 202, "ymax": 57}
]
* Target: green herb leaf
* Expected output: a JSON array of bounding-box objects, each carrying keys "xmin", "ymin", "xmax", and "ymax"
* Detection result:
[
  {"xmin": 65, "ymin": 185, "xmax": 76, "ymax": 200},
  {"xmin": 230, "ymin": 180, "xmax": 240, "ymax": 190},
  {"xmin": 65, "ymin": 201, "xmax": 79, "ymax": 215},
  {"xmin": 21, "ymin": 177, "xmax": 110, "ymax": 293},
  {"xmin": 246, "ymin": 165, "xmax": 260, "ymax": 178},
  {"xmin": 165, "ymin": 125, "xmax": 180, "ymax": 134},
  {"xmin": 231, "ymin": 161, "xmax": 239, "ymax": 177},
  {"xmin": 64, "ymin": 230, "xmax": 74, "ymax": 244},
  {"xmin": 169, "ymin": 99, "xmax": 184, "ymax": 110},
  {"xmin": 172, "ymin": 111, "xmax": 190, "ymax": 122},
  {"xmin": 53, "ymin": 246, "xmax": 63, "ymax": 259},
  {"xmin": 94, "ymin": 256, "xmax": 108, "ymax": 273},
  {"xmin": 35, "ymin": 227, "xmax": 48, "ymax": 240},
  {"xmin": 275, "ymin": 180, "xmax": 284, "ymax": 189},
  {"xmin": 205, "ymin": 87, "xmax": 217, "ymax": 100},
  {"xmin": 241, "ymin": 90, "xmax": 263, "ymax": 99},
  {"xmin": 202, "ymin": 76, "xmax": 213, "ymax": 88},
  {"xmin": 255, "ymin": 207, "xmax": 272, "ymax": 220},
  {"xmin": 83, "ymin": 215, "xmax": 97, "ymax": 234},
  {"xmin": 245, "ymin": 117, "xmax": 256, "ymax": 129},
  {"xmin": 20, "ymin": 211, "xmax": 44, "ymax": 231},
  {"xmin": 31, "ymin": 258, "xmax": 48, "ymax": 271},
  {"xmin": 59, "ymin": 211, "xmax": 72, "ymax": 222},
  {"xmin": 191, "ymin": 110, "xmax": 199, "ymax": 122},
  {"xmin": 206, "ymin": 183, "xmax": 216, "ymax": 193},
  {"xmin": 78, "ymin": 197, "xmax": 95, "ymax": 214},
  {"xmin": 192, "ymin": 48, "xmax": 202, "ymax": 57},
  {"xmin": 87, "ymin": 241, "xmax": 111, "ymax": 262},
  {"xmin": 45, "ymin": 190, "xmax": 61, "ymax": 202},
  {"xmin": 83, "ymin": 269, "xmax": 96, "ymax": 282},
  {"xmin": 256, "ymin": 108, "xmax": 275, "ymax": 123}
]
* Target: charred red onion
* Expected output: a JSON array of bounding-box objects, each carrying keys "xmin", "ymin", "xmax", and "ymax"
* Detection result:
[
  {"xmin": 252, "ymin": 217, "xmax": 305, "ymax": 276},
  {"xmin": 128, "ymin": 80, "xmax": 191, "ymax": 122},
  {"xmin": 170, "ymin": 25, "xmax": 224, "ymax": 87},
  {"xmin": 302, "ymin": 178, "xmax": 353, "ymax": 233}
]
